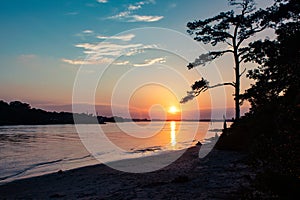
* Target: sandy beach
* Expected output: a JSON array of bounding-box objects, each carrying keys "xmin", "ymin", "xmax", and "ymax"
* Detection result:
[{"xmin": 0, "ymin": 146, "xmax": 254, "ymax": 199}]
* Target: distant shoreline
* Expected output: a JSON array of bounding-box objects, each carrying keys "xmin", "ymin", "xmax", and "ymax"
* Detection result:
[
  {"xmin": 0, "ymin": 119, "xmax": 232, "ymax": 126},
  {"xmin": 0, "ymin": 100, "xmax": 233, "ymax": 126}
]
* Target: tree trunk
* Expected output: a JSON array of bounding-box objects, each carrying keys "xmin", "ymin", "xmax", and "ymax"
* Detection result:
[
  {"xmin": 234, "ymin": 52, "xmax": 240, "ymax": 120},
  {"xmin": 232, "ymin": 23, "xmax": 241, "ymax": 120},
  {"xmin": 235, "ymin": 68, "xmax": 240, "ymax": 120}
]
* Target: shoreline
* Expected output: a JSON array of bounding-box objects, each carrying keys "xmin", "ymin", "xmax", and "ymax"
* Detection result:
[
  {"xmin": 0, "ymin": 138, "xmax": 218, "ymax": 185},
  {"xmin": 0, "ymin": 146, "xmax": 196, "ymax": 184},
  {"xmin": 0, "ymin": 146, "xmax": 253, "ymax": 199},
  {"xmin": 0, "ymin": 146, "xmax": 190, "ymax": 185}
]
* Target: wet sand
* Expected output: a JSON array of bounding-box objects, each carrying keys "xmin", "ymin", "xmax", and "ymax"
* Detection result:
[{"xmin": 0, "ymin": 146, "xmax": 254, "ymax": 199}]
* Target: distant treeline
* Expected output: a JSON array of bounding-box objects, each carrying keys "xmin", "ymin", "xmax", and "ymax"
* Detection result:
[{"xmin": 0, "ymin": 100, "xmax": 149, "ymax": 126}]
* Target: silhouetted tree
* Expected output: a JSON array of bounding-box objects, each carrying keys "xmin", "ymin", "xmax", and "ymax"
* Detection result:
[
  {"xmin": 216, "ymin": 1, "xmax": 300, "ymax": 191},
  {"xmin": 243, "ymin": 0, "xmax": 300, "ymax": 111},
  {"xmin": 9, "ymin": 101, "xmax": 31, "ymax": 110},
  {"xmin": 181, "ymin": 0, "xmax": 270, "ymax": 120}
]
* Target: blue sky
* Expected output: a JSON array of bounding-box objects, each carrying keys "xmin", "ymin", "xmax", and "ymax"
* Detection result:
[
  {"xmin": 0, "ymin": 0, "xmax": 274, "ymax": 118},
  {"xmin": 0, "ymin": 0, "xmax": 235, "ymax": 57}
]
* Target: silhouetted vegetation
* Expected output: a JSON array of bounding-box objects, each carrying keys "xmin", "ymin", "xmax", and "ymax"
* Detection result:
[
  {"xmin": 0, "ymin": 100, "xmax": 149, "ymax": 125},
  {"xmin": 215, "ymin": 0, "xmax": 300, "ymax": 198},
  {"xmin": 182, "ymin": 0, "xmax": 272, "ymax": 120}
]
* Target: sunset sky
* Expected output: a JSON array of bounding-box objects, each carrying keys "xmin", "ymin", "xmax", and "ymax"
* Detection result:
[{"xmin": 0, "ymin": 0, "xmax": 274, "ymax": 119}]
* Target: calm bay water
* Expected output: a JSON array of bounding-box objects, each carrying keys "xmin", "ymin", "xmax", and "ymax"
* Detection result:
[{"xmin": 0, "ymin": 121, "xmax": 225, "ymax": 184}]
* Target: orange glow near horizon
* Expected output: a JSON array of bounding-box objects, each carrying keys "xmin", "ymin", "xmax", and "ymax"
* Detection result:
[{"xmin": 128, "ymin": 84, "xmax": 182, "ymax": 119}]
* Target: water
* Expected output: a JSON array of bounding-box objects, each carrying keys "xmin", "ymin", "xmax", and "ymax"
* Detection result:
[{"xmin": 0, "ymin": 121, "xmax": 225, "ymax": 184}]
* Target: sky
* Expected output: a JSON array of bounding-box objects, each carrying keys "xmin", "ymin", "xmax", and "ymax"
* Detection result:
[{"xmin": 0, "ymin": 0, "xmax": 274, "ymax": 119}]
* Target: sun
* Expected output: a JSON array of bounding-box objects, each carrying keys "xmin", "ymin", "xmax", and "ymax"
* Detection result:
[{"xmin": 168, "ymin": 106, "xmax": 179, "ymax": 114}]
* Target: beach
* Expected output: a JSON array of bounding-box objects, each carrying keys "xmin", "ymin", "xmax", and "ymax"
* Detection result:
[{"xmin": 0, "ymin": 146, "xmax": 254, "ymax": 199}]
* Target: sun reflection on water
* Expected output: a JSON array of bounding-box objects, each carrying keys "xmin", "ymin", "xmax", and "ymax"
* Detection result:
[{"xmin": 170, "ymin": 121, "xmax": 177, "ymax": 148}]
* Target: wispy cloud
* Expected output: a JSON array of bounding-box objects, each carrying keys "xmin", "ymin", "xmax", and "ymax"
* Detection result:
[
  {"xmin": 107, "ymin": 0, "xmax": 163, "ymax": 22},
  {"xmin": 96, "ymin": 33, "xmax": 135, "ymax": 41},
  {"xmin": 128, "ymin": 5, "xmax": 142, "ymax": 11},
  {"xmin": 75, "ymin": 42, "xmax": 143, "ymax": 56},
  {"xmin": 62, "ymin": 41, "xmax": 160, "ymax": 66},
  {"xmin": 108, "ymin": 13, "xmax": 163, "ymax": 22},
  {"xmin": 97, "ymin": 0, "xmax": 108, "ymax": 3},
  {"xmin": 83, "ymin": 30, "xmax": 94, "ymax": 34},
  {"xmin": 127, "ymin": 1, "xmax": 150, "ymax": 11},
  {"xmin": 62, "ymin": 41, "xmax": 150, "ymax": 65},
  {"xmin": 124, "ymin": 44, "xmax": 159, "ymax": 56},
  {"xmin": 113, "ymin": 60, "xmax": 130, "ymax": 66},
  {"xmin": 75, "ymin": 30, "xmax": 95, "ymax": 40},
  {"xmin": 108, "ymin": 11, "xmax": 130, "ymax": 20},
  {"xmin": 133, "ymin": 57, "xmax": 166, "ymax": 67},
  {"xmin": 129, "ymin": 15, "xmax": 163, "ymax": 22},
  {"xmin": 61, "ymin": 57, "xmax": 113, "ymax": 65},
  {"xmin": 64, "ymin": 28, "xmax": 159, "ymax": 66}
]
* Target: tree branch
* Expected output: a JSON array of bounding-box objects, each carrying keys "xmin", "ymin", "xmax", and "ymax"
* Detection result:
[
  {"xmin": 251, "ymin": 24, "xmax": 269, "ymax": 35},
  {"xmin": 225, "ymin": 41, "xmax": 233, "ymax": 47},
  {"xmin": 239, "ymin": 56, "xmax": 248, "ymax": 63},
  {"xmin": 180, "ymin": 81, "xmax": 235, "ymax": 104},
  {"xmin": 238, "ymin": 47, "xmax": 250, "ymax": 57},
  {"xmin": 211, "ymin": 50, "xmax": 234, "ymax": 57},
  {"xmin": 237, "ymin": 24, "xmax": 269, "ymax": 47},
  {"xmin": 207, "ymin": 82, "xmax": 236, "ymax": 89},
  {"xmin": 188, "ymin": 50, "xmax": 234, "ymax": 69},
  {"xmin": 237, "ymin": 37, "xmax": 246, "ymax": 48},
  {"xmin": 239, "ymin": 68, "xmax": 247, "ymax": 77}
]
